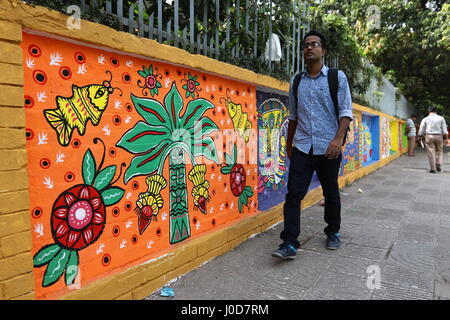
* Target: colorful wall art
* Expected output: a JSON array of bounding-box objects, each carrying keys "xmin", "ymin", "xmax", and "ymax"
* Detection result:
[
  {"xmin": 389, "ymin": 120, "xmax": 399, "ymax": 154},
  {"xmin": 256, "ymin": 91, "xmax": 290, "ymax": 211},
  {"xmin": 381, "ymin": 117, "xmax": 392, "ymax": 159},
  {"xmin": 340, "ymin": 111, "xmax": 362, "ymax": 176},
  {"xmin": 361, "ymin": 114, "xmax": 380, "ymax": 166},
  {"xmin": 22, "ymin": 32, "xmax": 259, "ymax": 299},
  {"xmin": 400, "ymin": 122, "xmax": 408, "ymax": 152}
]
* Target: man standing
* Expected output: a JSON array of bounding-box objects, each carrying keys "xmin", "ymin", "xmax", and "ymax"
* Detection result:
[
  {"xmin": 406, "ymin": 114, "xmax": 417, "ymax": 156},
  {"xmin": 418, "ymin": 106, "xmax": 448, "ymax": 173},
  {"xmin": 272, "ymin": 31, "xmax": 353, "ymax": 260}
]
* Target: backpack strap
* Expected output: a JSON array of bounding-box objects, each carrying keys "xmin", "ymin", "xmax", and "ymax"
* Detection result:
[
  {"xmin": 327, "ymin": 68, "xmax": 339, "ymax": 125},
  {"xmin": 327, "ymin": 68, "xmax": 350, "ymax": 145},
  {"xmin": 292, "ymin": 71, "xmax": 304, "ymax": 113}
]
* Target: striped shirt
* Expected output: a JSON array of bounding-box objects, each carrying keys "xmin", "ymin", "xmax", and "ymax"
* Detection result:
[{"xmin": 406, "ymin": 119, "xmax": 416, "ymax": 137}]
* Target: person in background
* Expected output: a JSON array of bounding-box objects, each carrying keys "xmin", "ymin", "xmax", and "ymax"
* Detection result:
[
  {"xmin": 418, "ymin": 106, "xmax": 448, "ymax": 173},
  {"xmin": 406, "ymin": 114, "xmax": 417, "ymax": 156}
]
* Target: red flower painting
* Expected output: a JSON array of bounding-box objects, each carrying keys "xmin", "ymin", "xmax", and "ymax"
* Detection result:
[
  {"xmin": 220, "ymin": 143, "xmax": 254, "ymax": 213},
  {"xmin": 33, "ymin": 139, "xmax": 125, "ymax": 287},
  {"xmin": 51, "ymin": 184, "xmax": 106, "ymax": 251}
]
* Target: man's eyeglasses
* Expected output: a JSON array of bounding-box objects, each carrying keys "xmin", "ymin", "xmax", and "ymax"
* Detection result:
[{"xmin": 301, "ymin": 42, "xmax": 322, "ymax": 50}]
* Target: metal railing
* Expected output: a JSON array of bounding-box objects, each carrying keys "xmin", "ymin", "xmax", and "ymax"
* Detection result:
[{"xmin": 73, "ymin": 0, "xmax": 339, "ymax": 78}]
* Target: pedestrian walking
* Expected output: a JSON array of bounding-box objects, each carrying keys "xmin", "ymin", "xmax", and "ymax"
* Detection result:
[
  {"xmin": 405, "ymin": 114, "xmax": 417, "ymax": 156},
  {"xmin": 418, "ymin": 106, "xmax": 448, "ymax": 173},
  {"xmin": 272, "ymin": 30, "xmax": 353, "ymax": 260}
]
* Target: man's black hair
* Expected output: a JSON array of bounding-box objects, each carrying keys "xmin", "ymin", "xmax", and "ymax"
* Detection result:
[
  {"xmin": 411, "ymin": 114, "xmax": 417, "ymax": 118},
  {"xmin": 303, "ymin": 30, "xmax": 327, "ymax": 50},
  {"xmin": 428, "ymin": 106, "xmax": 437, "ymax": 113}
]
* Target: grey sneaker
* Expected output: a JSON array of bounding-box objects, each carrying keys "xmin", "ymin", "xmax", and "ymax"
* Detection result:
[
  {"xmin": 272, "ymin": 243, "xmax": 297, "ymax": 260},
  {"xmin": 326, "ymin": 233, "xmax": 340, "ymax": 250}
]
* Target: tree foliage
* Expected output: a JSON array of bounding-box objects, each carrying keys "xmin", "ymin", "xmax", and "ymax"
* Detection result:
[{"xmin": 316, "ymin": 0, "xmax": 450, "ymax": 118}]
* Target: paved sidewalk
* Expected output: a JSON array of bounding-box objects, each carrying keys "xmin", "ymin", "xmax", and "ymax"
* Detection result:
[{"xmin": 146, "ymin": 147, "xmax": 450, "ymax": 300}]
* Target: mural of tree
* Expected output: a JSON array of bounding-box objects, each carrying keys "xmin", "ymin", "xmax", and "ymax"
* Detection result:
[{"xmin": 116, "ymin": 82, "xmax": 219, "ymax": 244}]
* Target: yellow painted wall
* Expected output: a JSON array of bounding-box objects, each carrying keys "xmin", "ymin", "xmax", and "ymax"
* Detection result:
[{"xmin": 390, "ymin": 120, "xmax": 399, "ymax": 153}]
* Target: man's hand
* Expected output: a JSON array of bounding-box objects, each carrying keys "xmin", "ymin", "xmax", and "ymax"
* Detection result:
[
  {"xmin": 327, "ymin": 117, "xmax": 350, "ymax": 159},
  {"xmin": 286, "ymin": 120, "xmax": 297, "ymax": 160},
  {"xmin": 286, "ymin": 144, "xmax": 293, "ymax": 160},
  {"xmin": 325, "ymin": 137, "xmax": 343, "ymax": 159}
]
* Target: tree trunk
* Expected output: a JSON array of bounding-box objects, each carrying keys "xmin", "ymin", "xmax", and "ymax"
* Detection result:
[{"xmin": 168, "ymin": 147, "xmax": 191, "ymax": 244}]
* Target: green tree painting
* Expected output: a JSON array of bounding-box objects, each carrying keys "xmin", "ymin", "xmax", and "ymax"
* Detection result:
[{"xmin": 116, "ymin": 81, "xmax": 219, "ymax": 244}]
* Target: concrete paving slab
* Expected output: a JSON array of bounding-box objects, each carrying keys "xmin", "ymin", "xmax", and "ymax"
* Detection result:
[
  {"xmin": 397, "ymin": 229, "xmax": 437, "ymax": 244},
  {"xmin": 387, "ymin": 192, "xmax": 415, "ymax": 201},
  {"xmin": 371, "ymin": 282, "xmax": 434, "ymax": 300},
  {"xmin": 301, "ymin": 235, "xmax": 349, "ymax": 257},
  {"xmin": 350, "ymin": 227, "xmax": 398, "ymax": 249},
  {"xmin": 302, "ymin": 271, "xmax": 373, "ymax": 300},
  {"xmin": 266, "ymin": 250, "xmax": 335, "ymax": 288},
  {"xmin": 434, "ymin": 281, "xmax": 450, "ymax": 300},
  {"xmin": 368, "ymin": 190, "xmax": 392, "ymax": 198},
  {"xmin": 242, "ymin": 275, "xmax": 309, "ymax": 300},
  {"xmin": 327, "ymin": 256, "xmax": 380, "ymax": 279},
  {"xmin": 380, "ymin": 264, "xmax": 434, "ymax": 292},
  {"xmin": 341, "ymin": 244, "xmax": 388, "ymax": 262},
  {"xmin": 385, "ymin": 240, "xmax": 435, "ymax": 272},
  {"xmin": 400, "ymin": 213, "xmax": 440, "ymax": 229}
]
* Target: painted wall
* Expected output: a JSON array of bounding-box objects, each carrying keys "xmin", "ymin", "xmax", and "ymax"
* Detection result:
[
  {"xmin": 390, "ymin": 120, "xmax": 399, "ymax": 154},
  {"xmin": 22, "ymin": 32, "xmax": 259, "ymax": 299},
  {"xmin": 0, "ymin": 1, "xmax": 411, "ymax": 300},
  {"xmin": 361, "ymin": 113, "xmax": 380, "ymax": 167},
  {"xmin": 256, "ymin": 91, "xmax": 289, "ymax": 212},
  {"xmin": 400, "ymin": 122, "xmax": 408, "ymax": 152},
  {"xmin": 340, "ymin": 111, "xmax": 362, "ymax": 176},
  {"xmin": 381, "ymin": 117, "xmax": 392, "ymax": 159}
]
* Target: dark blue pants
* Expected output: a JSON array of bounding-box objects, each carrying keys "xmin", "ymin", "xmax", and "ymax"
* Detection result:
[{"xmin": 280, "ymin": 147, "xmax": 342, "ymax": 249}]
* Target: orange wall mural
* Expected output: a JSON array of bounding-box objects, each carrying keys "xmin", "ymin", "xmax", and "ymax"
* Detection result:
[{"xmin": 22, "ymin": 31, "xmax": 258, "ymax": 299}]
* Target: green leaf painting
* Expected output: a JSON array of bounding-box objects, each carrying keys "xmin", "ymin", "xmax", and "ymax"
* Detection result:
[
  {"xmin": 123, "ymin": 140, "xmax": 173, "ymax": 183},
  {"xmin": 131, "ymin": 94, "xmax": 171, "ymax": 130},
  {"xmin": 93, "ymin": 165, "xmax": 116, "ymax": 191},
  {"xmin": 116, "ymin": 121, "xmax": 173, "ymax": 154},
  {"xmin": 82, "ymin": 149, "xmax": 96, "ymax": 185},
  {"xmin": 42, "ymin": 247, "xmax": 71, "ymax": 287},
  {"xmin": 101, "ymin": 187, "xmax": 126, "ymax": 206},
  {"xmin": 190, "ymin": 116, "xmax": 219, "ymax": 139},
  {"xmin": 64, "ymin": 250, "xmax": 79, "ymax": 286},
  {"xmin": 164, "ymin": 82, "xmax": 183, "ymax": 129},
  {"xmin": 181, "ymin": 99, "xmax": 215, "ymax": 130},
  {"xmin": 192, "ymin": 136, "xmax": 219, "ymax": 164},
  {"xmin": 33, "ymin": 244, "xmax": 62, "ymax": 268}
]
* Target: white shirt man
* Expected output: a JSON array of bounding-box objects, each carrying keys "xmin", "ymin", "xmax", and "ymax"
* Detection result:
[{"xmin": 418, "ymin": 107, "xmax": 448, "ymax": 173}]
